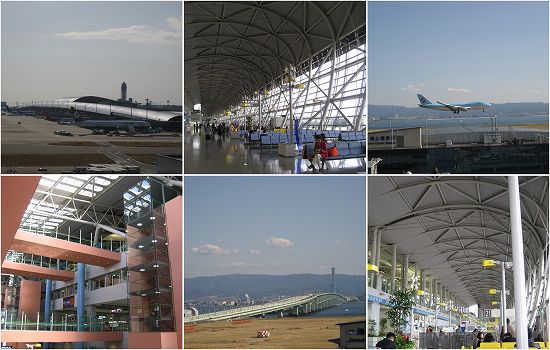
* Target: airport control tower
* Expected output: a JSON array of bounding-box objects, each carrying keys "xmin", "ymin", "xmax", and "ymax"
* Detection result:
[{"xmin": 121, "ymin": 81, "xmax": 127, "ymax": 102}]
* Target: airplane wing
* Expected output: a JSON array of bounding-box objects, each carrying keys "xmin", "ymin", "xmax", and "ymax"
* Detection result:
[{"xmin": 435, "ymin": 101, "xmax": 470, "ymax": 112}]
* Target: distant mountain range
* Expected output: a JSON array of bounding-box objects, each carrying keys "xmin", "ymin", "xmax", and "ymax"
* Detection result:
[
  {"xmin": 185, "ymin": 273, "xmax": 366, "ymax": 300},
  {"xmin": 369, "ymin": 102, "xmax": 549, "ymax": 119}
]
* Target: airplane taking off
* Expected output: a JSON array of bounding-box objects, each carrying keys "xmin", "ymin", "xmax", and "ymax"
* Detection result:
[{"xmin": 417, "ymin": 94, "xmax": 492, "ymax": 114}]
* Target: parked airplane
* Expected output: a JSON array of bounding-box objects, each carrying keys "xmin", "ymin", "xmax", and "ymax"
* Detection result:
[{"xmin": 417, "ymin": 94, "xmax": 492, "ymax": 114}]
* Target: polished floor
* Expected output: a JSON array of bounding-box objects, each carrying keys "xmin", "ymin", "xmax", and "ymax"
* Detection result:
[{"xmin": 184, "ymin": 132, "xmax": 366, "ymax": 174}]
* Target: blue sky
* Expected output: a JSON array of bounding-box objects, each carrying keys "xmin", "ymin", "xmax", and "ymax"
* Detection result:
[
  {"xmin": 1, "ymin": 1, "xmax": 181, "ymax": 104},
  {"xmin": 184, "ymin": 176, "xmax": 366, "ymax": 278},
  {"xmin": 369, "ymin": 1, "xmax": 549, "ymax": 106}
]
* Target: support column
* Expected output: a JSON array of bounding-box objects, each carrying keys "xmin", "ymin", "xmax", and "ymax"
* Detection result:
[
  {"xmin": 423, "ymin": 274, "xmax": 428, "ymax": 307},
  {"xmin": 370, "ymin": 227, "xmax": 378, "ymax": 288},
  {"xmin": 501, "ymin": 261, "xmax": 507, "ymax": 334},
  {"xmin": 420, "ymin": 271, "xmax": 425, "ymax": 306},
  {"xmin": 391, "ymin": 245, "xmax": 397, "ymax": 293},
  {"xmin": 77, "ymin": 263, "xmax": 85, "ymax": 331},
  {"xmin": 429, "ymin": 278, "xmax": 434, "ymax": 309},
  {"xmin": 501, "ymin": 289, "xmax": 505, "ymax": 338},
  {"xmin": 370, "ymin": 300, "xmax": 381, "ymax": 337},
  {"xmin": 402, "ymin": 255, "xmax": 409, "ymax": 290},
  {"xmin": 44, "ymin": 279, "xmax": 52, "ymax": 349},
  {"xmin": 376, "ymin": 230, "xmax": 383, "ymax": 290},
  {"xmin": 44, "ymin": 279, "xmax": 52, "ymax": 325},
  {"xmin": 509, "ymin": 176, "xmax": 528, "ymax": 349},
  {"xmin": 258, "ymin": 92, "xmax": 262, "ymax": 133},
  {"xmin": 434, "ymin": 281, "xmax": 438, "ymax": 330}
]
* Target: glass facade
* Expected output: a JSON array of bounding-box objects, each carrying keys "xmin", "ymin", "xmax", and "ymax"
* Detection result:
[
  {"xmin": 51, "ymin": 268, "xmax": 129, "ymax": 300},
  {"xmin": 217, "ymin": 26, "xmax": 366, "ymax": 131},
  {"xmin": 124, "ymin": 178, "xmax": 178, "ymax": 332}
]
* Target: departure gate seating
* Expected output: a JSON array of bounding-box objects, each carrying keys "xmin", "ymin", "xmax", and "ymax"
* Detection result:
[
  {"xmin": 250, "ymin": 132, "xmax": 261, "ymax": 142},
  {"xmin": 500, "ymin": 342, "xmax": 548, "ymax": 349},
  {"xmin": 259, "ymin": 133, "xmax": 289, "ymax": 147},
  {"xmin": 339, "ymin": 131, "xmax": 366, "ymax": 141},
  {"xmin": 251, "ymin": 130, "xmax": 360, "ymax": 147},
  {"xmin": 302, "ymin": 141, "xmax": 366, "ymax": 162},
  {"xmin": 478, "ymin": 342, "xmax": 543, "ymax": 350}
]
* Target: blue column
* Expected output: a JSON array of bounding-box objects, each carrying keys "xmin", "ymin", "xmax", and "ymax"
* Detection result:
[
  {"xmin": 77, "ymin": 263, "xmax": 85, "ymax": 331},
  {"xmin": 44, "ymin": 279, "xmax": 52, "ymax": 349},
  {"xmin": 44, "ymin": 279, "xmax": 52, "ymax": 323}
]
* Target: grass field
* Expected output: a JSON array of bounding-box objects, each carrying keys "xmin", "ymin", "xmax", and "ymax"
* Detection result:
[{"xmin": 184, "ymin": 316, "xmax": 363, "ymax": 349}]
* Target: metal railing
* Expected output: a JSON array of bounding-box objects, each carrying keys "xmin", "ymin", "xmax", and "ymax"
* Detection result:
[
  {"xmin": 1, "ymin": 312, "xmax": 128, "ymax": 332},
  {"xmin": 5, "ymin": 251, "xmax": 76, "ymax": 271},
  {"xmin": 16, "ymin": 225, "xmax": 127, "ymax": 253}
]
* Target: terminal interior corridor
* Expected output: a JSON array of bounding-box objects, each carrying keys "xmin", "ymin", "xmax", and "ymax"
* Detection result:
[
  {"xmin": 368, "ymin": 176, "xmax": 549, "ymax": 349},
  {"xmin": 184, "ymin": 1, "xmax": 366, "ymax": 174},
  {"xmin": 184, "ymin": 132, "xmax": 366, "ymax": 174}
]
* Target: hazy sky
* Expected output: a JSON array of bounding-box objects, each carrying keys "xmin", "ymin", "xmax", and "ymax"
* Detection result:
[
  {"xmin": 184, "ymin": 177, "xmax": 366, "ymax": 278},
  {"xmin": 369, "ymin": 1, "xmax": 549, "ymax": 106},
  {"xmin": 1, "ymin": 1, "xmax": 182, "ymax": 105}
]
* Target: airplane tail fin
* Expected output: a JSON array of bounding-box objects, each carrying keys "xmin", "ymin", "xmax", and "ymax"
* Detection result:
[{"xmin": 417, "ymin": 94, "xmax": 432, "ymax": 105}]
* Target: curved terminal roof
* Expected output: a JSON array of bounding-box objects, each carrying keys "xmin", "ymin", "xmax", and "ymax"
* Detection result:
[
  {"xmin": 368, "ymin": 176, "xmax": 548, "ymax": 309},
  {"xmin": 57, "ymin": 96, "xmax": 118, "ymax": 104},
  {"xmin": 25, "ymin": 97, "xmax": 182, "ymax": 122},
  {"xmin": 185, "ymin": 1, "xmax": 366, "ymax": 115}
]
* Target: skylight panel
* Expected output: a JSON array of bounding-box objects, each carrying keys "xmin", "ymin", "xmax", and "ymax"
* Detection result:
[
  {"xmin": 39, "ymin": 178, "xmax": 56, "ymax": 187},
  {"xmin": 55, "ymin": 183, "xmax": 78, "ymax": 193},
  {"xmin": 78, "ymin": 190, "xmax": 93, "ymax": 197},
  {"xmin": 61, "ymin": 177, "xmax": 85, "ymax": 187},
  {"xmin": 94, "ymin": 178, "xmax": 112, "ymax": 186},
  {"xmin": 84, "ymin": 183, "xmax": 103, "ymax": 192}
]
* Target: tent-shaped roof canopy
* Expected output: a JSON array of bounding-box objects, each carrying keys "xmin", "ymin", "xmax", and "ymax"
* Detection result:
[
  {"xmin": 184, "ymin": 1, "xmax": 366, "ymax": 115},
  {"xmin": 368, "ymin": 176, "xmax": 548, "ymax": 309}
]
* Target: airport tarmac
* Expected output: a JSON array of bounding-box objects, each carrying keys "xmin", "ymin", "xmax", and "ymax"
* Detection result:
[{"xmin": 1, "ymin": 115, "xmax": 182, "ymax": 174}]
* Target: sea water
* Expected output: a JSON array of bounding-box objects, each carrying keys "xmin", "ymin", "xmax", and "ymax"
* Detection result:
[
  {"xmin": 304, "ymin": 301, "xmax": 366, "ymax": 317},
  {"xmin": 369, "ymin": 115, "xmax": 548, "ymax": 129}
]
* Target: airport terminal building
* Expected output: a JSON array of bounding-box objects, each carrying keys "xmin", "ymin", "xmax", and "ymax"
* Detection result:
[
  {"xmin": 368, "ymin": 176, "xmax": 549, "ymax": 349},
  {"xmin": 184, "ymin": 1, "xmax": 366, "ymax": 174},
  {"xmin": 1, "ymin": 176, "xmax": 182, "ymax": 349}
]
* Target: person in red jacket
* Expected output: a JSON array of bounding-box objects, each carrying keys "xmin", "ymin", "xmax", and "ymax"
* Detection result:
[{"xmin": 308, "ymin": 134, "xmax": 328, "ymax": 171}]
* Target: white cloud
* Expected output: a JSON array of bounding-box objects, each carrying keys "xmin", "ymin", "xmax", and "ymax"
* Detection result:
[
  {"xmin": 402, "ymin": 84, "xmax": 425, "ymax": 92},
  {"xmin": 219, "ymin": 262, "xmax": 261, "ymax": 268},
  {"xmin": 166, "ymin": 17, "xmax": 182, "ymax": 30},
  {"xmin": 191, "ymin": 244, "xmax": 238, "ymax": 255},
  {"xmin": 249, "ymin": 249, "xmax": 263, "ymax": 255},
  {"xmin": 447, "ymin": 88, "xmax": 470, "ymax": 93},
  {"xmin": 265, "ymin": 237, "xmax": 294, "ymax": 248},
  {"xmin": 56, "ymin": 20, "xmax": 181, "ymax": 45}
]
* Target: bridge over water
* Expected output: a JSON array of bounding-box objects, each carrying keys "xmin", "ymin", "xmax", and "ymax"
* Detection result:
[{"xmin": 184, "ymin": 293, "xmax": 348, "ymax": 323}]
